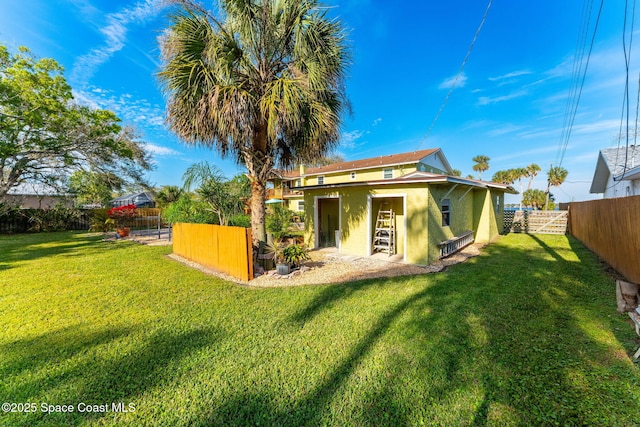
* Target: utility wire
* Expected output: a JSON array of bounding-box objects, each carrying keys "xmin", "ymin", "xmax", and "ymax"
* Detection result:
[
  {"xmin": 557, "ymin": 0, "xmax": 593, "ymax": 162},
  {"xmin": 556, "ymin": 0, "xmax": 604, "ymax": 169},
  {"xmin": 607, "ymin": 0, "xmax": 636, "ymax": 190},
  {"xmin": 416, "ymin": 0, "xmax": 493, "ymax": 149},
  {"xmin": 620, "ymin": 0, "xmax": 635, "ymax": 174}
]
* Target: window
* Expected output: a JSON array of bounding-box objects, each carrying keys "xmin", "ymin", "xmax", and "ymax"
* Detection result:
[
  {"xmin": 297, "ymin": 201, "xmax": 305, "ymax": 211},
  {"xmin": 441, "ymin": 199, "xmax": 450, "ymax": 227},
  {"xmin": 317, "ymin": 176, "xmax": 325, "ymax": 185},
  {"xmin": 295, "ymin": 179, "xmax": 301, "ymax": 187},
  {"xmin": 350, "ymin": 172, "xmax": 356, "ymax": 180},
  {"xmin": 383, "ymin": 168, "xmax": 393, "ymax": 179}
]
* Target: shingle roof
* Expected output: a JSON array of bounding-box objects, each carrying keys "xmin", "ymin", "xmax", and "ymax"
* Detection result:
[
  {"xmin": 304, "ymin": 149, "xmax": 439, "ymax": 175},
  {"xmin": 301, "ymin": 170, "xmax": 518, "ymax": 194},
  {"xmin": 590, "ymin": 145, "xmax": 640, "ymax": 193},
  {"xmin": 600, "ymin": 145, "xmax": 640, "ymax": 176}
]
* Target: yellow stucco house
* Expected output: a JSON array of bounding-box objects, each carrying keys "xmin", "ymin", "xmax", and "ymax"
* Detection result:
[{"xmin": 289, "ymin": 148, "xmax": 516, "ymax": 266}]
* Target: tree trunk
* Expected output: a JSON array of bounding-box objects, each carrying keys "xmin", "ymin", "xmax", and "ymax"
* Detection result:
[
  {"xmin": 250, "ymin": 177, "xmax": 267, "ymax": 249},
  {"xmin": 518, "ymin": 179, "xmax": 523, "ymax": 210}
]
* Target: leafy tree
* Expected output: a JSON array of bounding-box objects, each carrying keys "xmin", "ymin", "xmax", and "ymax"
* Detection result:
[
  {"xmin": 154, "ymin": 185, "xmax": 183, "ymax": 208},
  {"xmin": 472, "ymin": 155, "xmax": 490, "ymax": 180},
  {"xmin": 182, "ymin": 162, "xmax": 250, "ymax": 226},
  {"xmin": 158, "ymin": 0, "xmax": 349, "ymax": 248},
  {"xmin": 68, "ymin": 170, "xmax": 123, "ymax": 207},
  {"xmin": 545, "ymin": 165, "xmax": 568, "ymax": 210},
  {"xmin": 525, "ymin": 163, "xmax": 541, "ymax": 191},
  {"xmin": 0, "ymin": 44, "xmax": 152, "ymax": 198},
  {"xmin": 451, "ymin": 169, "xmax": 462, "ymax": 177}
]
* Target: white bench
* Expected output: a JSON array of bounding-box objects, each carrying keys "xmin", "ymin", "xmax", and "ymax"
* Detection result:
[{"xmin": 629, "ymin": 307, "xmax": 640, "ymax": 360}]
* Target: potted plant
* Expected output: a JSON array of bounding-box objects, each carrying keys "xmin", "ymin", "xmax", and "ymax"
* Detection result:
[
  {"xmin": 281, "ymin": 244, "xmax": 309, "ymax": 269},
  {"xmin": 107, "ymin": 204, "xmax": 137, "ymax": 237},
  {"xmin": 264, "ymin": 242, "xmax": 290, "ymax": 275}
]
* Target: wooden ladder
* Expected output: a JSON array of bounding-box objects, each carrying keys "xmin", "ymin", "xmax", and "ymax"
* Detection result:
[{"xmin": 372, "ymin": 204, "xmax": 395, "ymax": 256}]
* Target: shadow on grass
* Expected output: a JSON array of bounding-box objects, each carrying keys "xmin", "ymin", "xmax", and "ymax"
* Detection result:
[
  {"xmin": 0, "ymin": 232, "xmax": 107, "ymax": 270},
  {"xmin": 202, "ymin": 234, "xmax": 640, "ymax": 426},
  {"xmin": 1, "ymin": 324, "xmax": 221, "ymax": 427}
]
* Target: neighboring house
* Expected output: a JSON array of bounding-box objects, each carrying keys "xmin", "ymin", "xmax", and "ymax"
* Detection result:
[
  {"xmin": 267, "ymin": 170, "xmax": 305, "ymax": 212},
  {"xmin": 590, "ymin": 145, "xmax": 640, "ymax": 198},
  {"xmin": 4, "ymin": 184, "xmax": 73, "ymax": 209},
  {"xmin": 3, "ymin": 193, "xmax": 73, "ymax": 209},
  {"xmin": 110, "ymin": 192, "xmax": 155, "ymax": 208},
  {"xmin": 298, "ymin": 148, "xmax": 516, "ymax": 266}
]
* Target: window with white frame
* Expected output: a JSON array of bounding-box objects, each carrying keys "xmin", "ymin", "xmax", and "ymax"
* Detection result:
[
  {"xmin": 297, "ymin": 200, "xmax": 304, "ymax": 211},
  {"xmin": 317, "ymin": 176, "xmax": 325, "ymax": 185},
  {"xmin": 350, "ymin": 172, "xmax": 356, "ymax": 180},
  {"xmin": 295, "ymin": 179, "xmax": 301, "ymax": 187},
  {"xmin": 383, "ymin": 168, "xmax": 393, "ymax": 179}
]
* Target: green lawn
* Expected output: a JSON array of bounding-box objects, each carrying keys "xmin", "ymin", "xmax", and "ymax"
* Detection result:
[{"xmin": 0, "ymin": 232, "xmax": 638, "ymax": 426}]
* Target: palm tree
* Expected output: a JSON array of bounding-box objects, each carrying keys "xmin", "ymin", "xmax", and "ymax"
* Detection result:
[
  {"xmin": 154, "ymin": 185, "xmax": 184, "ymax": 208},
  {"xmin": 545, "ymin": 165, "xmax": 568, "ymax": 210},
  {"xmin": 158, "ymin": 0, "xmax": 349, "ymax": 248},
  {"xmin": 472, "ymin": 155, "xmax": 490, "ymax": 180},
  {"xmin": 525, "ymin": 163, "xmax": 541, "ymax": 191},
  {"xmin": 491, "ymin": 170, "xmax": 512, "ymax": 184},
  {"xmin": 182, "ymin": 161, "xmax": 250, "ymax": 226},
  {"xmin": 509, "ymin": 167, "xmax": 526, "ymax": 210}
]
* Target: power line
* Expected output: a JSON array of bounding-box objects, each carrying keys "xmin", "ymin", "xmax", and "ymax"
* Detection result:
[
  {"xmin": 416, "ymin": 0, "xmax": 493, "ymax": 149},
  {"xmin": 556, "ymin": 0, "xmax": 604, "ymax": 169},
  {"xmin": 557, "ymin": 0, "xmax": 594, "ymax": 163},
  {"xmin": 607, "ymin": 0, "xmax": 637, "ymax": 191}
]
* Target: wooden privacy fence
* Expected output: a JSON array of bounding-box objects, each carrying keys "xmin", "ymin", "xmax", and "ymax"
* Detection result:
[
  {"xmin": 504, "ymin": 210, "xmax": 568, "ymax": 234},
  {"xmin": 172, "ymin": 223, "xmax": 253, "ymax": 282},
  {"xmin": 569, "ymin": 196, "xmax": 640, "ymax": 284}
]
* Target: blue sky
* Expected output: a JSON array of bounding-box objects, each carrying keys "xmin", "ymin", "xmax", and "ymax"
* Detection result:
[{"xmin": 1, "ymin": 0, "xmax": 637, "ymax": 203}]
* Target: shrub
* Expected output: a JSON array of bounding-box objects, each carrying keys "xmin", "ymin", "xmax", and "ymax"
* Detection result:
[
  {"xmin": 266, "ymin": 205, "xmax": 298, "ymax": 242},
  {"xmin": 228, "ymin": 214, "xmax": 251, "ymax": 228},
  {"xmin": 89, "ymin": 209, "xmax": 115, "ymax": 232},
  {"xmin": 281, "ymin": 244, "xmax": 309, "ymax": 267},
  {"xmin": 107, "ymin": 204, "xmax": 138, "ymax": 228},
  {"xmin": 27, "ymin": 203, "xmax": 83, "ymax": 232},
  {"xmin": 163, "ymin": 195, "xmax": 217, "ymax": 224}
]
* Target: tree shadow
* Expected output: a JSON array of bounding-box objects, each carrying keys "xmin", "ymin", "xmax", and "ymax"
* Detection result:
[
  {"xmin": 207, "ymin": 234, "xmax": 640, "ymax": 425},
  {"xmin": 1, "ymin": 324, "xmax": 222, "ymax": 426},
  {"xmin": 0, "ymin": 232, "xmax": 109, "ymax": 271}
]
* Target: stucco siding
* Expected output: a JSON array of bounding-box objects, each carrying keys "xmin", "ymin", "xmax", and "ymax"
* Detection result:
[
  {"xmin": 305, "ymin": 182, "xmax": 505, "ymax": 265},
  {"xmin": 305, "ymin": 165, "xmax": 418, "ymax": 186},
  {"xmin": 473, "ymin": 189, "xmax": 502, "ymax": 243}
]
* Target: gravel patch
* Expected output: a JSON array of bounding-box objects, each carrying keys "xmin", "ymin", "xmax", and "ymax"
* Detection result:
[
  {"xmin": 166, "ymin": 243, "xmax": 484, "ymax": 288},
  {"xmin": 250, "ymin": 244, "xmax": 483, "ymax": 287}
]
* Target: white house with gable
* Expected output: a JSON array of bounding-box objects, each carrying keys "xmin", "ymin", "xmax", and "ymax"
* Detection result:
[{"xmin": 590, "ymin": 145, "xmax": 640, "ymax": 198}]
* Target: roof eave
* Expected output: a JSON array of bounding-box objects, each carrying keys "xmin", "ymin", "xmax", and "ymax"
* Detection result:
[{"xmin": 590, "ymin": 152, "xmax": 610, "ymax": 193}]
